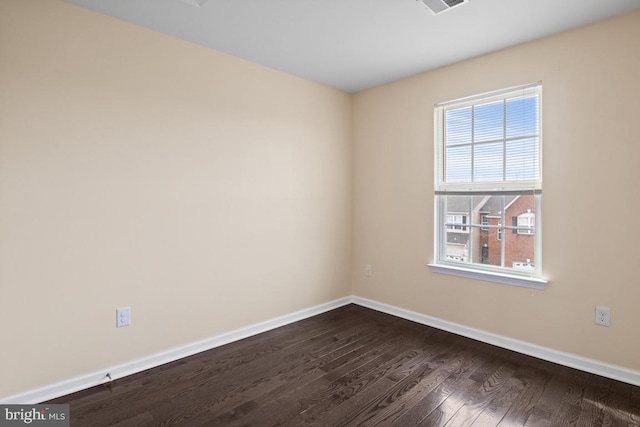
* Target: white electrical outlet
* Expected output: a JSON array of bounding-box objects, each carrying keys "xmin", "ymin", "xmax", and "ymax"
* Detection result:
[
  {"xmin": 116, "ymin": 307, "xmax": 131, "ymax": 328},
  {"xmin": 595, "ymin": 306, "xmax": 610, "ymax": 327},
  {"xmin": 365, "ymin": 264, "xmax": 372, "ymax": 277}
]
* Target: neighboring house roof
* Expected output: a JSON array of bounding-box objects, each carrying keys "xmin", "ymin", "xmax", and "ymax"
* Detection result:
[
  {"xmin": 445, "ymin": 195, "xmax": 519, "ymax": 216},
  {"xmin": 479, "ymin": 195, "xmax": 519, "ymax": 216},
  {"xmin": 447, "ymin": 232, "xmax": 469, "ymax": 245},
  {"xmin": 445, "ymin": 195, "xmax": 472, "ymax": 214}
]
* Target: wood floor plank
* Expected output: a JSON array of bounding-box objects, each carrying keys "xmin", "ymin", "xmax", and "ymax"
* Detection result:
[
  {"xmin": 164, "ymin": 317, "xmax": 369, "ymax": 397},
  {"xmin": 470, "ymin": 355, "xmax": 546, "ymax": 427},
  {"xmin": 602, "ymin": 380, "xmax": 632, "ymax": 427},
  {"xmin": 547, "ymin": 369, "xmax": 594, "ymax": 427},
  {"xmin": 46, "ymin": 304, "xmax": 640, "ymax": 427},
  {"xmin": 441, "ymin": 352, "xmax": 526, "ymax": 427},
  {"xmin": 521, "ymin": 363, "xmax": 567, "ymax": 427},
  {"xmin": 222, "ymin": 325, "xmax": 422, "ymax": 426},
  {"xmin": 357, "ymin": 341, "xmax": 494, "ymax": 426},
  {"xmin": 391, "ymin": 343, "xmax": 495, "ymax": 426},
  {"xmin": 575, "ymin": 374, "xmax": 612, "ymax": 427},
  {"xmin": 630, "ymin": 385, "xmax": 640, "ymax": 426},
  {"xmin": 415, "ymin": 348, "xmax": 517, "ymax": 427},
  {"xmin": 214, "ymin": 332, "xmax": 404, "ymax": 427},
  {"xmin": 282, "ymin": 339, "xmax": 450, "ymax": 426},
  {"xmin": 491, "ymin": 357, "xmax": 555, "ymax": 427}
]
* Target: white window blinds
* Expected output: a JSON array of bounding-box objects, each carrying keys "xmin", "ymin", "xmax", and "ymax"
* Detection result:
[{"xmin": 435, "ymin": 83, "xmax": 542, "ymax": 193}]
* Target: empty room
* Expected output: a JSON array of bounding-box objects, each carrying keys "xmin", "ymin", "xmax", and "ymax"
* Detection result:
[{"xmin": 1, "ymin": 0, "xmax": 639, "ymax": 425}]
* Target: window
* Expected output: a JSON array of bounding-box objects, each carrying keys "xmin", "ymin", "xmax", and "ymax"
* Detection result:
[
  {"xmin": 446, "ymin": 214, "xmax": 467, "ymax": 231},
  {"xmin": 430, "ymin": 83, "xmax": 545, "ymax": 288},
  {"xmin": 481, "ymin": 215, "xmax": 489, "ymax": 230},
  {"xmin": 517, "ymin": 212, "xmax": 535, "ymax": 235}
]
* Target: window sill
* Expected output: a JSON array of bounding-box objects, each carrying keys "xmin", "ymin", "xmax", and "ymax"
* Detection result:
[{"xmin": 427, "ymin": 263, "xmax": 548, "ymax": 290}]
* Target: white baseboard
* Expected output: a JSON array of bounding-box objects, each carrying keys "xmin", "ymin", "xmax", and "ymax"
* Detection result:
[
  {"xmin": 4, "ymin": 294, "xmax": 639, "ymax": 404},
  {"xmin": 352, "ymin": 296, "xmax": 640, "ymax": 387},
  {"xmin": 1, "ymin": 297, "xmax": 353, "ymax": 404}
]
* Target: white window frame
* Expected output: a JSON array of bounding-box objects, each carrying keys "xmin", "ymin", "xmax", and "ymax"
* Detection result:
[{"xmin": 428, "ymin": 83, "xmax": 547, "ymax": 289}]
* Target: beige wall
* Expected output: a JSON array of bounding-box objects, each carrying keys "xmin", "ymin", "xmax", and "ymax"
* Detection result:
[
  {"xmin": 0, "ymin": 0, "xmax": 352, "ymax": 398},
  {"xmin": 352, "ymin": 11, "xmax": 640, "ymax": 371}
]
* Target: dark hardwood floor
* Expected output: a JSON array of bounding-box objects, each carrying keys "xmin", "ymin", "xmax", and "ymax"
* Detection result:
[{"xmin": 48, "ymin": 304, "xmax": 640, "ymax": 426}]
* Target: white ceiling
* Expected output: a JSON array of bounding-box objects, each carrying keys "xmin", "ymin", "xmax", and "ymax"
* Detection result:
[{"xmin": 63, "ymin": 0, "xmax": 640, "ymax": 93}]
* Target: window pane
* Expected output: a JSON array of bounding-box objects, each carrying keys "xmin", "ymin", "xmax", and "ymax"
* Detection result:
[
  {"xmin": 441, "ymin": 193, "xmax": 537, "ymax": 274},
  {"xmin": 474, "ymin": 216, "xmax": 502, "ymax": 266},
  {"xmin": 446, "ymin": 106, "xmax": 472, "ymax": 146},
  {"xmin": 473, "ymin": 142, "xmax": 503, "ymax": 181},
  {"xmin": 445, "ymin": 145, "xmax": 472, "ymax": 182},
  {"xmin": 467, "ymin": 194, "xmax": 489, "ymax": 264},
  {"xmin": 503, "ymin": 224, "xmax": 535, "ymax": 272},
  {"xmin": 506, "ymin": 95, "xmax": 538, "ymax": 139},
  {"xmin": 474, "ymin": 100, "xmax": 503, "ymax": 142},
  {"xmin": 445, "ymin": 229, "xmax": 469, "ymax": 262},
  {"xmin": 513, "ymin": 195, "xmax": 535, "ymax": 235},
  {"xmin": 443, "ymin": 195, "xmax": 471, "ymax": 263},
  {"xmin": 444, "ymin": 195, "xmax": 471, "ymax": 214},
  {"xmin": 505, "ymin": 138, "xmax": 539, "ymax": 181},
  {"xmin": 504, "ymin": 195, "xmax": 535, "ymax": 271}
]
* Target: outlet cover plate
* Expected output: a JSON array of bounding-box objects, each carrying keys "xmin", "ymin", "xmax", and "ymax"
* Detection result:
[
  {"xmin": 595, "ymin": 306, "xmax": 610, "ymax": 327},
  {"xmin": 365, "ymin": 264, "xmax": 372, "ymax": 277},
  {"xmin": 116, "ymin": 307, "xmax": 131, "ymax": 328}
]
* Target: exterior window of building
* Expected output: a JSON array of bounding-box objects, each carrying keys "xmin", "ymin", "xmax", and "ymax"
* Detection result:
[
  {"xmin": 517, "ymin": 212, "xmax": 535, "ymax": 235},
  {"xmin": 481, "ymin": 215, "xmax": 489, "ymax": 230},
  {"xmin": 430, "ymin": 83, "xmax": 544, "ymax": 287},
  {"xmin": 446, "ymin": 215, "xmax": 467, "ymax": 231}
]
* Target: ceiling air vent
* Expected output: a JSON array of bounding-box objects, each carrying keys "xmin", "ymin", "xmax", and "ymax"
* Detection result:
[
  {"xmin": 419, "ymin": 0, "xmax": 468, "ymax": 15},
  {"xmin": 176, "ymin": 0, "xmax": 208, "ymax": 7}
]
